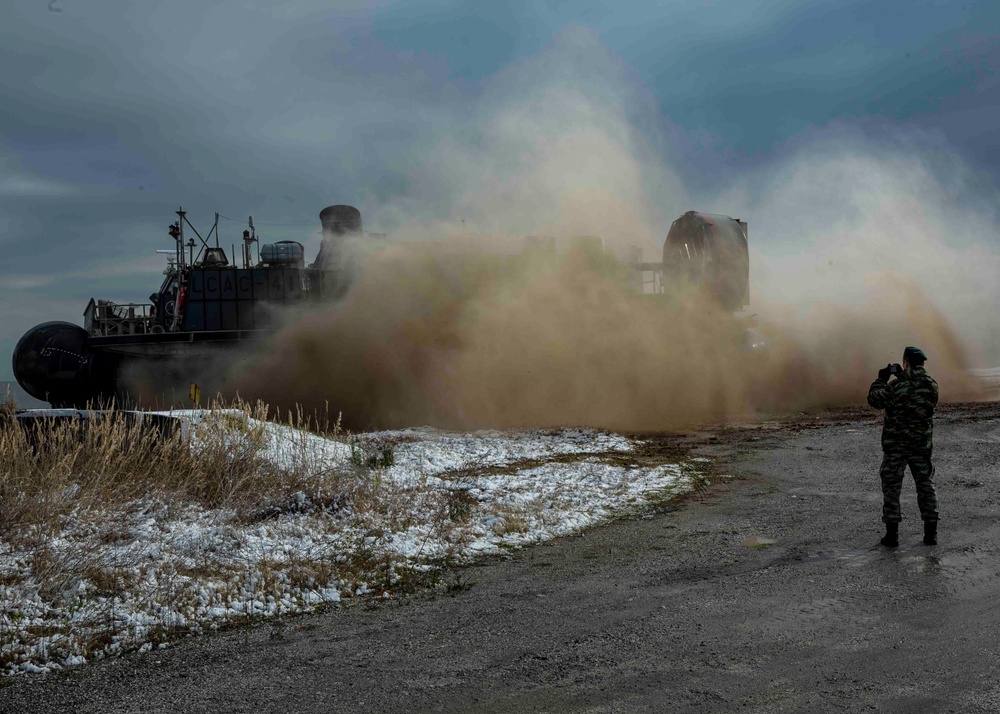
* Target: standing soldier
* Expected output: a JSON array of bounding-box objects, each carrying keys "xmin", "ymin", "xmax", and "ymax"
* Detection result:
[{"xmin": 867, "ymin": 346, "xmax": 939, "ymax": 547}]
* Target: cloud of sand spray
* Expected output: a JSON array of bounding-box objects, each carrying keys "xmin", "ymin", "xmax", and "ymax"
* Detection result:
[
  {"xmin": 364, "ymin": 27, "xmax": 686, "ymax": 255},
  {"xmin": 720, "ymin": 143, "xmax": 1000, "ymax": 404},
  {"xmin": 226, "ymin": 31, "xmax": 754, "ymax": 430},
  {"xmin": 234, "ymin": 240, "xmax": 758, "ymax": 430},
  {"xmin": 230, "ymin": 238, "xmax": 987, "ymax": 431},
  {"xmin": 230, "ymin": 35, "xmax": 997, "ymax": 428}
]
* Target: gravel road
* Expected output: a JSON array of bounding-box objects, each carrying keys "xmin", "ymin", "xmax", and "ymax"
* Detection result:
[{"xmin": 3, "ymin": 402, "xmax": 1000, "ymax": 713}]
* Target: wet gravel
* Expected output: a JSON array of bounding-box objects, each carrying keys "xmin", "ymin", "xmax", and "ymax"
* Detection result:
[{"xmin": 3, "ymin": 402, "xmax": 1000, "ymax": 713}]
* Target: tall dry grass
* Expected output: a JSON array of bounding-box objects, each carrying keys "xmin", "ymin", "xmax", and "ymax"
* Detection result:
[
  {"xmin": 4, "ymin": 405, "xmax": 254, "ymax": 537},
  {"xmin": 0, "ymin": 400, "xmax": 363, "ymax": 535},
  {"xmin": 0, "ymin": 388, "xmax": 14, "ymax": 419},
  {"xmin": 0, "ymin": 400, "xmax": 476, "ymax": 672}
]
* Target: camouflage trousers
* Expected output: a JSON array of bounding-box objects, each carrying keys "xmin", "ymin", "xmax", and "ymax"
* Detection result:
[{"xmin": 880, "ymin": 451, "xmax": 938, "ymax": 523}]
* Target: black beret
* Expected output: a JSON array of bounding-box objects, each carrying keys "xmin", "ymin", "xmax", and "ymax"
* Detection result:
[{"xmin": 904, "ymin": 346, "xmax": 927, "ymax": 362}]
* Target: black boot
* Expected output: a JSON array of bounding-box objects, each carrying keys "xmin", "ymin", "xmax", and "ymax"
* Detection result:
[
  {"xmin": 923, "ymin": 521, "xmax": 938, "ymax": 546},
  {"xmin": 881, "ymin": 522, "xmax": 899, "ymax": 548}
]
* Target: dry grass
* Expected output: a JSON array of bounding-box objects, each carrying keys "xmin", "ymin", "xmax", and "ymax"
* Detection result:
[
  {"xmin": 0, "ymin": 389, "xmax": 15, "ymax": 419},
  {"xmin": 1, "ymin": 408, "xmax": 234, "ymax": 537},
  {"xmin": 0, "ymin": 399, "xmax": 473, "ymax": 672},
  {"xmin": 0, "ymin": 401, "xmax": 688, "ymax": 673},
  {"xmin": 0, "ymin": 399, "xmax": 368, "ymax": 537}
]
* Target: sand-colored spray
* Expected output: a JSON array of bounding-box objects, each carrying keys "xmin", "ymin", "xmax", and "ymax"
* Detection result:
[{"xmin": 228, "ymin": 237, "xmax": 982, "ymax": 431}]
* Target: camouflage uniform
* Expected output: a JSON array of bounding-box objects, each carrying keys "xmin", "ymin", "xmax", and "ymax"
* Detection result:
[{"xmin": 867, "ymin": 366, "xmax": 939, "ymax": 524}]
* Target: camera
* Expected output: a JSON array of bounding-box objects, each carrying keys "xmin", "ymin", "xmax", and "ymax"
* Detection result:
[{"xmin": 890, "ymin": 364, "xmax": 901, "ymax": 375}]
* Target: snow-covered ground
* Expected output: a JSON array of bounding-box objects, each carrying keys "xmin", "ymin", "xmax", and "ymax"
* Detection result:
[{"xmin": 0, "ymin": 415, "xmax": 706, "ymax": 675}]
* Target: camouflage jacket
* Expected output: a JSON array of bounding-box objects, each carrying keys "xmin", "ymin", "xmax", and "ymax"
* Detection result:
[{"xmin": 867, "ymin": 366, "xmax": 938, "ymax": 454}]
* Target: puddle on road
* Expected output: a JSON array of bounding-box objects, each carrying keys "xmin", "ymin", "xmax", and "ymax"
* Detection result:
[
  {"xmin": 899, "ymin": 546, "xmax": 1000, "ymax": 588},
  {"xmin": 900, "ymin": 554, "xmax": 943, "ymax": 574},
  {"xmin": 799, "ymin": 545, "xmax": 1000, "ymax": 592},
  {"xmin": 800, "ymin": 547, "xmax": 875, "ymax": 566}
]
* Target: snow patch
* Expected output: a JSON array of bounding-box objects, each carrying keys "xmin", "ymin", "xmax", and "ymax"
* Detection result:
[{"xmin": 0, "ymin": 417, "xmax": 700, "ymax": 675}]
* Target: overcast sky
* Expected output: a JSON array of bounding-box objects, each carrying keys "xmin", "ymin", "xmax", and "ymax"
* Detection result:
[{"xmin": 2, "ymin": 0, "xmax": 999, "ymax": 379}]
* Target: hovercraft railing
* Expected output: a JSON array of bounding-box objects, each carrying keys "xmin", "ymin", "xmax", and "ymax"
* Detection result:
[{"xmin": 84, "ymin": 299, "xmax": 157, "ymax": 337}]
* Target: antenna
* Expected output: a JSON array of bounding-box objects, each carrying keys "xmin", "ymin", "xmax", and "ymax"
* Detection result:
[
  {"xmin": 171, "ymin": 207, "xmax": 187, "ymax": 332},
  {"xmin": 249, "ymin": 215, "xmax": 260, "ymax": 264},
  {"xmin": 243, "ymin": 215, "xmax": 258, "ymax": 268},
  {"xmin": 175, "ymin": 207, "xmax": 186, "ymax": 269},
  {"xmin": 172, "ymin": 210, "xmax": 213, "ymax": 265}
]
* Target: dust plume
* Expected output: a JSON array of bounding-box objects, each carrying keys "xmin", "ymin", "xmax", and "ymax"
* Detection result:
[
  {"xmin": 227, "ymin": 31, "xmax": 996, "ymax": 429},
  {"xmin": 751, "ymin": 274, "xmax": 982, "ymax": 411},
  {"xmin": 234, "ymin": 240, "xmax": 756, "ymax": 430},
  {"xmin": 735, "ymin": 139, "xmax": 1000, "ymax": 408},
  {"xmin": 231, "ymin": 234, "xmax": 983, "ymax": 431}
]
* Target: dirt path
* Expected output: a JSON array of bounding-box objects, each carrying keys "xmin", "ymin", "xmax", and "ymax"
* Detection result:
[{"xmin": 3, "ymin": 402, "xmax": 1000, "ymax": 713}]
